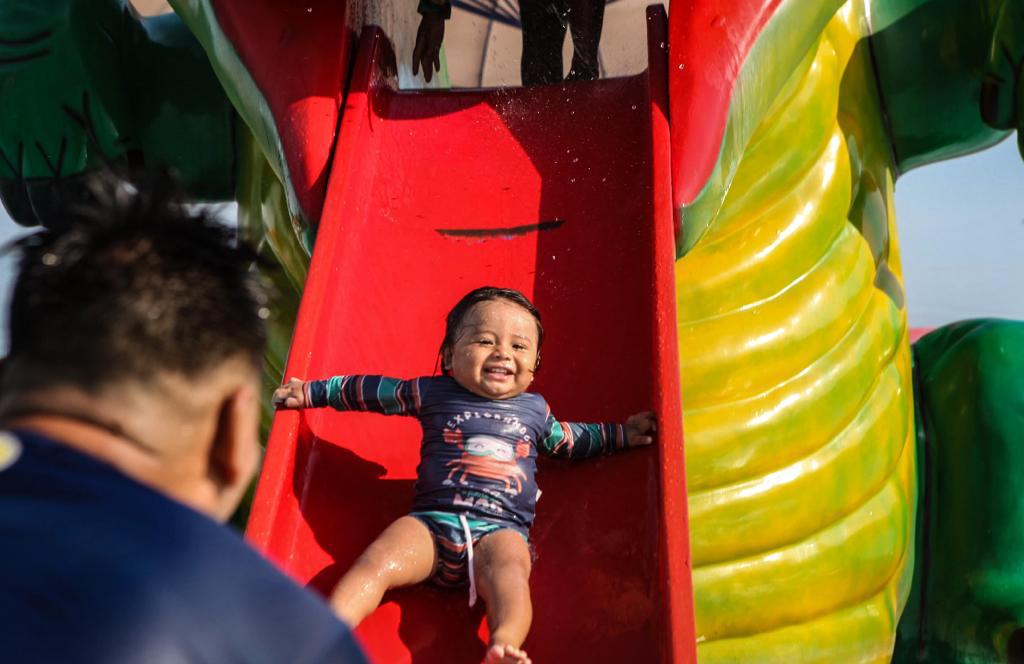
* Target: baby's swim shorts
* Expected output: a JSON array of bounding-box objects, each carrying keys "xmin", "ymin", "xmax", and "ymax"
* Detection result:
[{"xmin": 410, "ymin": 510, "xmax": 529, "ymax": 597}]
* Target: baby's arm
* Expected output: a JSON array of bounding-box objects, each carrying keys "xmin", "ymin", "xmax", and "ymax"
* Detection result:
[
  {"xmin": 539, "ymin": 410, "xmax": 656, "ymax": 459},
  {"xmin": 273, "ymin": 375, "xmax": 423, "ymax": 415}
]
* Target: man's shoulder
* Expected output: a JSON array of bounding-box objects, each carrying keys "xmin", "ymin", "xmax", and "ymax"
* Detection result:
[
  {"xmin": 1, "ymin": 429, "xmax": 231, "ymax": 550},
  {"xmin": 0, "ymin": 430, "xmax": 366, "ymax": 663}
]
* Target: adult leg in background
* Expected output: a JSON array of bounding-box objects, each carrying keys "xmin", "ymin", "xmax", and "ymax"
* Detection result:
[
  {"xmin": 566, "ymin": 0, "xmax": 604, "ymax": 81},
  {"xmin": 519, "ymin": 0, "xmax": 568, "ymax": 85}
]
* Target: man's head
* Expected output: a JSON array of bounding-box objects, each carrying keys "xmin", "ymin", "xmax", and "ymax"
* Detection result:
[{"xmin": 0, "ymin": 173, "xmax": 269, "ymax": 520}]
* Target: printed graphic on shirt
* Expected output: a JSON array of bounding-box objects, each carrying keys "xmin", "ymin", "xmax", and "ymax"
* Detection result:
[
  {"xmin": 446, "ymin": 434, "xmax": 527, "ymax": 493},
  {"xmin": 307, "ymin": 374, "xmax": 623, "ymax": 528},
  {"xmin": 442, "ymin": 417, "xmax": 531, "ymax": 496}
]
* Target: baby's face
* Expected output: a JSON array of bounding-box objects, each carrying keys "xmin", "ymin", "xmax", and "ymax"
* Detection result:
[{"xmin": 448, "ymin": 299, "xmax": 539, "ymax": 400}]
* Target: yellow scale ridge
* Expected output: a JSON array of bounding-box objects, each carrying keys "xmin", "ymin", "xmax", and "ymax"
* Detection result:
[{"xmin": 675, "ymin": 5, "xmax": 916, "ymax": 661}]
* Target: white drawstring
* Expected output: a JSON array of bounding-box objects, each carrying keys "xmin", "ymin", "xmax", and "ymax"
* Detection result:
[{"xmin": 459, "ymin": 514, "xmax": 478, "ymax": 607}]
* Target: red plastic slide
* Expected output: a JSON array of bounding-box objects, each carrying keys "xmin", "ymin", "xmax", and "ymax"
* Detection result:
[{"xmin": 247, "ymin": 8, "xmax": 695, "ymax": 662}]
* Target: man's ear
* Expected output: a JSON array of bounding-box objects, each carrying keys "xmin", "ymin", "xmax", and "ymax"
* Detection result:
[
  {"xmin": 207, "ymin": 382, "xmax": 260, "ymax": 522},
  {"xmin": 442, "ymin": 347, "xmax": 453, "ymax": 371}
]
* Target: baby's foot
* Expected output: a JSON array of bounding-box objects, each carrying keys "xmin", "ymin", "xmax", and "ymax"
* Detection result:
[{"xmin": 485, "ymin": 643, "xmax": 531, "ymax": 664}]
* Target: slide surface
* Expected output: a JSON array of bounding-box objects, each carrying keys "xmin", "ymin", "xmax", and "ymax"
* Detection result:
[{"xmin": 247, "ymin": 10, "xmax": 695, "ymax": 664}]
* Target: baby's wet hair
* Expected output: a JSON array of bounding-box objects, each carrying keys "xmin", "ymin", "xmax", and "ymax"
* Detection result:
[{"xmin": 438, "ymin": 286, "xmax": 544, "ymax": 376}]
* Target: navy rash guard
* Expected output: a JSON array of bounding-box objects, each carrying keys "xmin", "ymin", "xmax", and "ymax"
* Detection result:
[
  {"xmin": 0, "ymin": 429, "xmax": 367, "ymax": 664},
  {"xmin": 306, "ymin": 375, "xmax": 627, "ymax": 530}
]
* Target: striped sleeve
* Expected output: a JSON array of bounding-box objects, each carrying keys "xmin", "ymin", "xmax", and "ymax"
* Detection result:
[
  {"xmin": 305, "ymin": 375, "xmax": 422, "ymax": 416},
  {"xmin": 538, "ymin": 411, "xmax": 626, "ymax": 460}
]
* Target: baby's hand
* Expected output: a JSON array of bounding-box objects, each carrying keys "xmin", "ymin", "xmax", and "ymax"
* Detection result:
[
  {"xmin": 273, "ymin": 377, "xmax": 308, "ymax": 410},
  {"xmin": 624, "ymin": 411, "xmax": 657, "ymax": 447}
]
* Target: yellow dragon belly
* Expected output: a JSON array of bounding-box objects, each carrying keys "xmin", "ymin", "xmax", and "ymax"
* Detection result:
[{"xmin": 677, "ymin": 6, "xmax": 916, "ymax": 661}]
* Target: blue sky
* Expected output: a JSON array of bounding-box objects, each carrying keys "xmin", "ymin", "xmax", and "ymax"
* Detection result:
[
  {"xmin": 893, "ymin": 136, "xmax": 1024, "ymax": 327},
  {"xmin": 0, "ymin": 137, "xmax": 1021, "ymax": 350}
]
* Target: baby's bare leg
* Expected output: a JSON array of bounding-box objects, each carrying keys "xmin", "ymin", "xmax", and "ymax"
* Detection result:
[
  {"xmin": 329, "ymin": 516, "xmax": 436, "ymax": 626},
  {"xmin": 475, "ymin": 530, "xmax": 533, "ymax": 664}
]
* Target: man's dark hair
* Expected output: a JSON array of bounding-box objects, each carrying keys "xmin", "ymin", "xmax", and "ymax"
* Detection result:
[
  {"xmin": 438, "ymin": 286, "xmax": 544, "ymax": 376},
  {"xmin": 2, "ymin": 172, "xmax": 268, "ymax": 393}
]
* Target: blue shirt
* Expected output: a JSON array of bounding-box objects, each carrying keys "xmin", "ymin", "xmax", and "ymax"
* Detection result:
[
  {"xmin": 307, "ymin": 375, "xmax": 627, "ymax": 530},
  {"xmin": 0, "ymin": 429, "xmax": 367, "ymax": 664}
]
